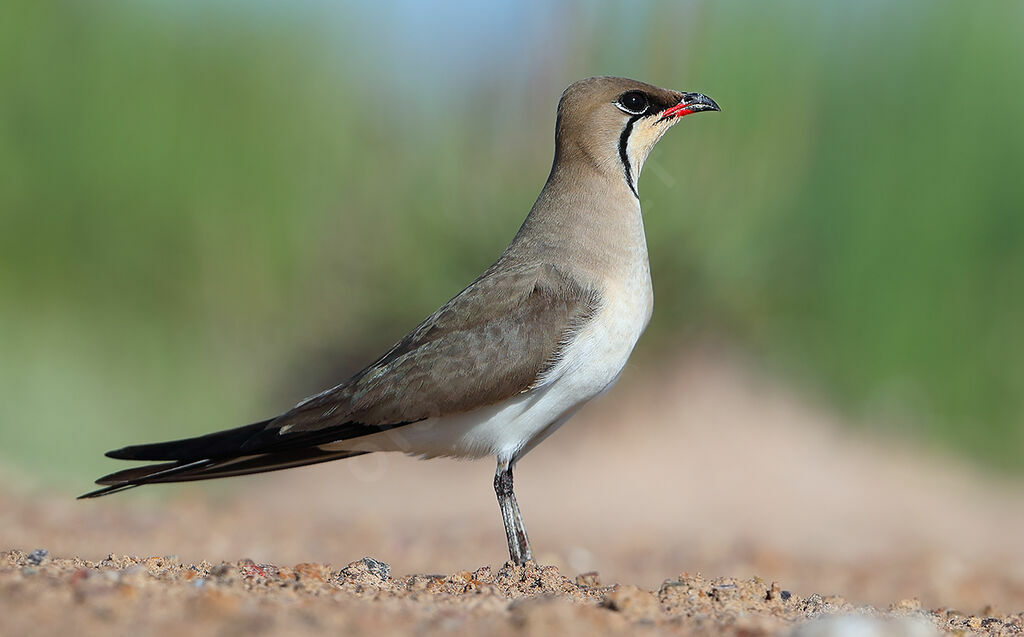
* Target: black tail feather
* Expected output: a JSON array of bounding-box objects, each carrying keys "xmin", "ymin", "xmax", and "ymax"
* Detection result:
[
  {"xmin": 94, "ymin": 459, "xmax": 209, "ymax": 485},
  {"xmin": 78, "ymin": 458, "xmax": 215, "ymax": 499},
  {"xmin": 105, "ymin": 419, "xmax": 277, "ymax": 462},
  {"xmin": 78, "ymin": 448, "xmax": 368, "ymax": 499},
  {"xmin": 84, "ymin": 413, "xmax": 403, "ymax": 499}
]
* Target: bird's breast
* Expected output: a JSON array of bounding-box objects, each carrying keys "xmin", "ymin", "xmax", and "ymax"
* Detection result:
[
  {"xmin": 535, "ymin": 227, "xmax": 653, "ymax": 407},
  {"xmin": 571, "ymin": 251, "xmax": 654, "ymax": 393}
]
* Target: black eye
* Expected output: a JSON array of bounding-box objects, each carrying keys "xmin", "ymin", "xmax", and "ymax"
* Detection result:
[{"xmin": 616, "ymin": 91, "xmax": 649, "ymax": 115}]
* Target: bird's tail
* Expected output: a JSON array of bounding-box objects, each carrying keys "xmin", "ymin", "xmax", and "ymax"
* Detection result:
[{"xmin": 78, "ymin": 419, "xmax": 368, "ymax": 499}]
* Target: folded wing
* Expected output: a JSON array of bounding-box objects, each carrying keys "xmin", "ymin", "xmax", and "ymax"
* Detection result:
[{"xmin": 80, "ymin": 261, "xmax": 600, "ymax": 498}]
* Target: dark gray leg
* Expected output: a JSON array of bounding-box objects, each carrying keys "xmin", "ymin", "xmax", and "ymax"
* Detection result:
[{"xmin": 494, "ymin": 461, "xmax": 533, "ymax": 565}]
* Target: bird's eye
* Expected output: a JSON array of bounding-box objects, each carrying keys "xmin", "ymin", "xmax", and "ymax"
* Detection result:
[{"xmin": 616, "ymin": 91, "xmax": 649, "ymax": 115}]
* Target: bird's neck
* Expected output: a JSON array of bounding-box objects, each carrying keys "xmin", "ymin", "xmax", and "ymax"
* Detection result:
[{"xmin": 507, "ymin": 158, "xmax": 650, "ymax": 287}]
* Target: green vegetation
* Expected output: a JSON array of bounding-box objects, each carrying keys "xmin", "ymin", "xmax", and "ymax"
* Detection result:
[{"xmin": 1, "ymin": 1, "xmax": 1021, "ymax": 482}]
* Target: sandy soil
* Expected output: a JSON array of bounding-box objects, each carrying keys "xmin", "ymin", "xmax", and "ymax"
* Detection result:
[{"xmin": 3, "ymin": 351, "xmax": 1024, "ymax": 635}]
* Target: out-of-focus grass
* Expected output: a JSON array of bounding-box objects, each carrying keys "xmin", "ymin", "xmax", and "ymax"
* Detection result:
[{"xmin": 1, "ymin": 1, "xmax": 1021, "ymax": 482}]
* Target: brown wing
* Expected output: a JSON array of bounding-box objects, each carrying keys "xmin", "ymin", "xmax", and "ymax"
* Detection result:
[{"xmin": 246, "ymin": 260, "xmax": 601, "ymax": 445}]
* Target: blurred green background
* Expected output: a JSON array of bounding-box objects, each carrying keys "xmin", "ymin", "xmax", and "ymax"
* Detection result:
[{"xmin": 1, "ymin": 0, "xmax": 1022, "ymax": 483}]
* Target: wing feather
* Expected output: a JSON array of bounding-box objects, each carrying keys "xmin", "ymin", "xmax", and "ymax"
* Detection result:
[{"xmin": 251, "ymin": 260, "xmax": 600, "ymax": 444}]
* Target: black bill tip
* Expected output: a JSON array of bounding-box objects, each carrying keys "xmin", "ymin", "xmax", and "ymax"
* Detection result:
[{"xmin": 680, "ymin": 92, "xmax": 720, "ymax": 113}]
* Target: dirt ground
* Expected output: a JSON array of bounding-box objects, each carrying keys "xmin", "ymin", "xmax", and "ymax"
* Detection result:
[{"xmin": 3, "ymin": 352, "xmax": 1024, "ymax": 636}]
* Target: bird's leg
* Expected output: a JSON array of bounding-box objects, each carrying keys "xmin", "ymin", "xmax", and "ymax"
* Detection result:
[{"xmin": 494, "ymin": 461, "xmax": 533, "ymax": 565}]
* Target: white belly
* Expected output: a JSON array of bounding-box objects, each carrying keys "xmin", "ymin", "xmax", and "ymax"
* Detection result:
[{"xmin": 338, "ymin": 264, "xmax": 654, "ymax": 464}]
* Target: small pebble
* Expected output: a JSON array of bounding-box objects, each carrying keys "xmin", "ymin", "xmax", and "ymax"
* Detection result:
[
  {"xmin": 360, "ymin": 557, "xmax": 390, "ymax": 581},
  {"xmin": 27, "ymin": 549, "xmax": 49, "ymax": 566},
  {"xmin": 576, "ymin": 571, "xmax": 601, "ymax": 587}
]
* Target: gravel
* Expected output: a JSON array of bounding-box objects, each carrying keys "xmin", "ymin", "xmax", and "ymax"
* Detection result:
[{"xmin": 1, "ymin": 550, "xmax": 1021, "ymax": 637}]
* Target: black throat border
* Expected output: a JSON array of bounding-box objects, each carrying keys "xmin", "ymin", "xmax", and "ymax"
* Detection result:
[{"xmin": 618, "ymin": 114, "xmax": 642, "ymax": 199}]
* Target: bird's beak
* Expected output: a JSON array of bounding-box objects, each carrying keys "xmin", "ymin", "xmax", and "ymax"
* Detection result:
[{"xmin": 660, "ymin": 92, "xmax": 721, "ymax": 120}]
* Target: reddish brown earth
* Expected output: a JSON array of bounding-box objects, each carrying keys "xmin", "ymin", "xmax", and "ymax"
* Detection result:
[{"xmin": 4, "ymin": 352, "xmax": 1024, "ymax": 635}]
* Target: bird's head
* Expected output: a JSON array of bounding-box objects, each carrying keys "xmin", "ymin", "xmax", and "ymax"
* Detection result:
[{"xmin": 554, "ymin": 76, "xmax": 720, "ymax": 197}]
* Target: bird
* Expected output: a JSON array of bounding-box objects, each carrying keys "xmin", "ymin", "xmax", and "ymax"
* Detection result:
[{"xmin": 80, "ymin": 76, "xmax": 720, "ymax": 566}]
